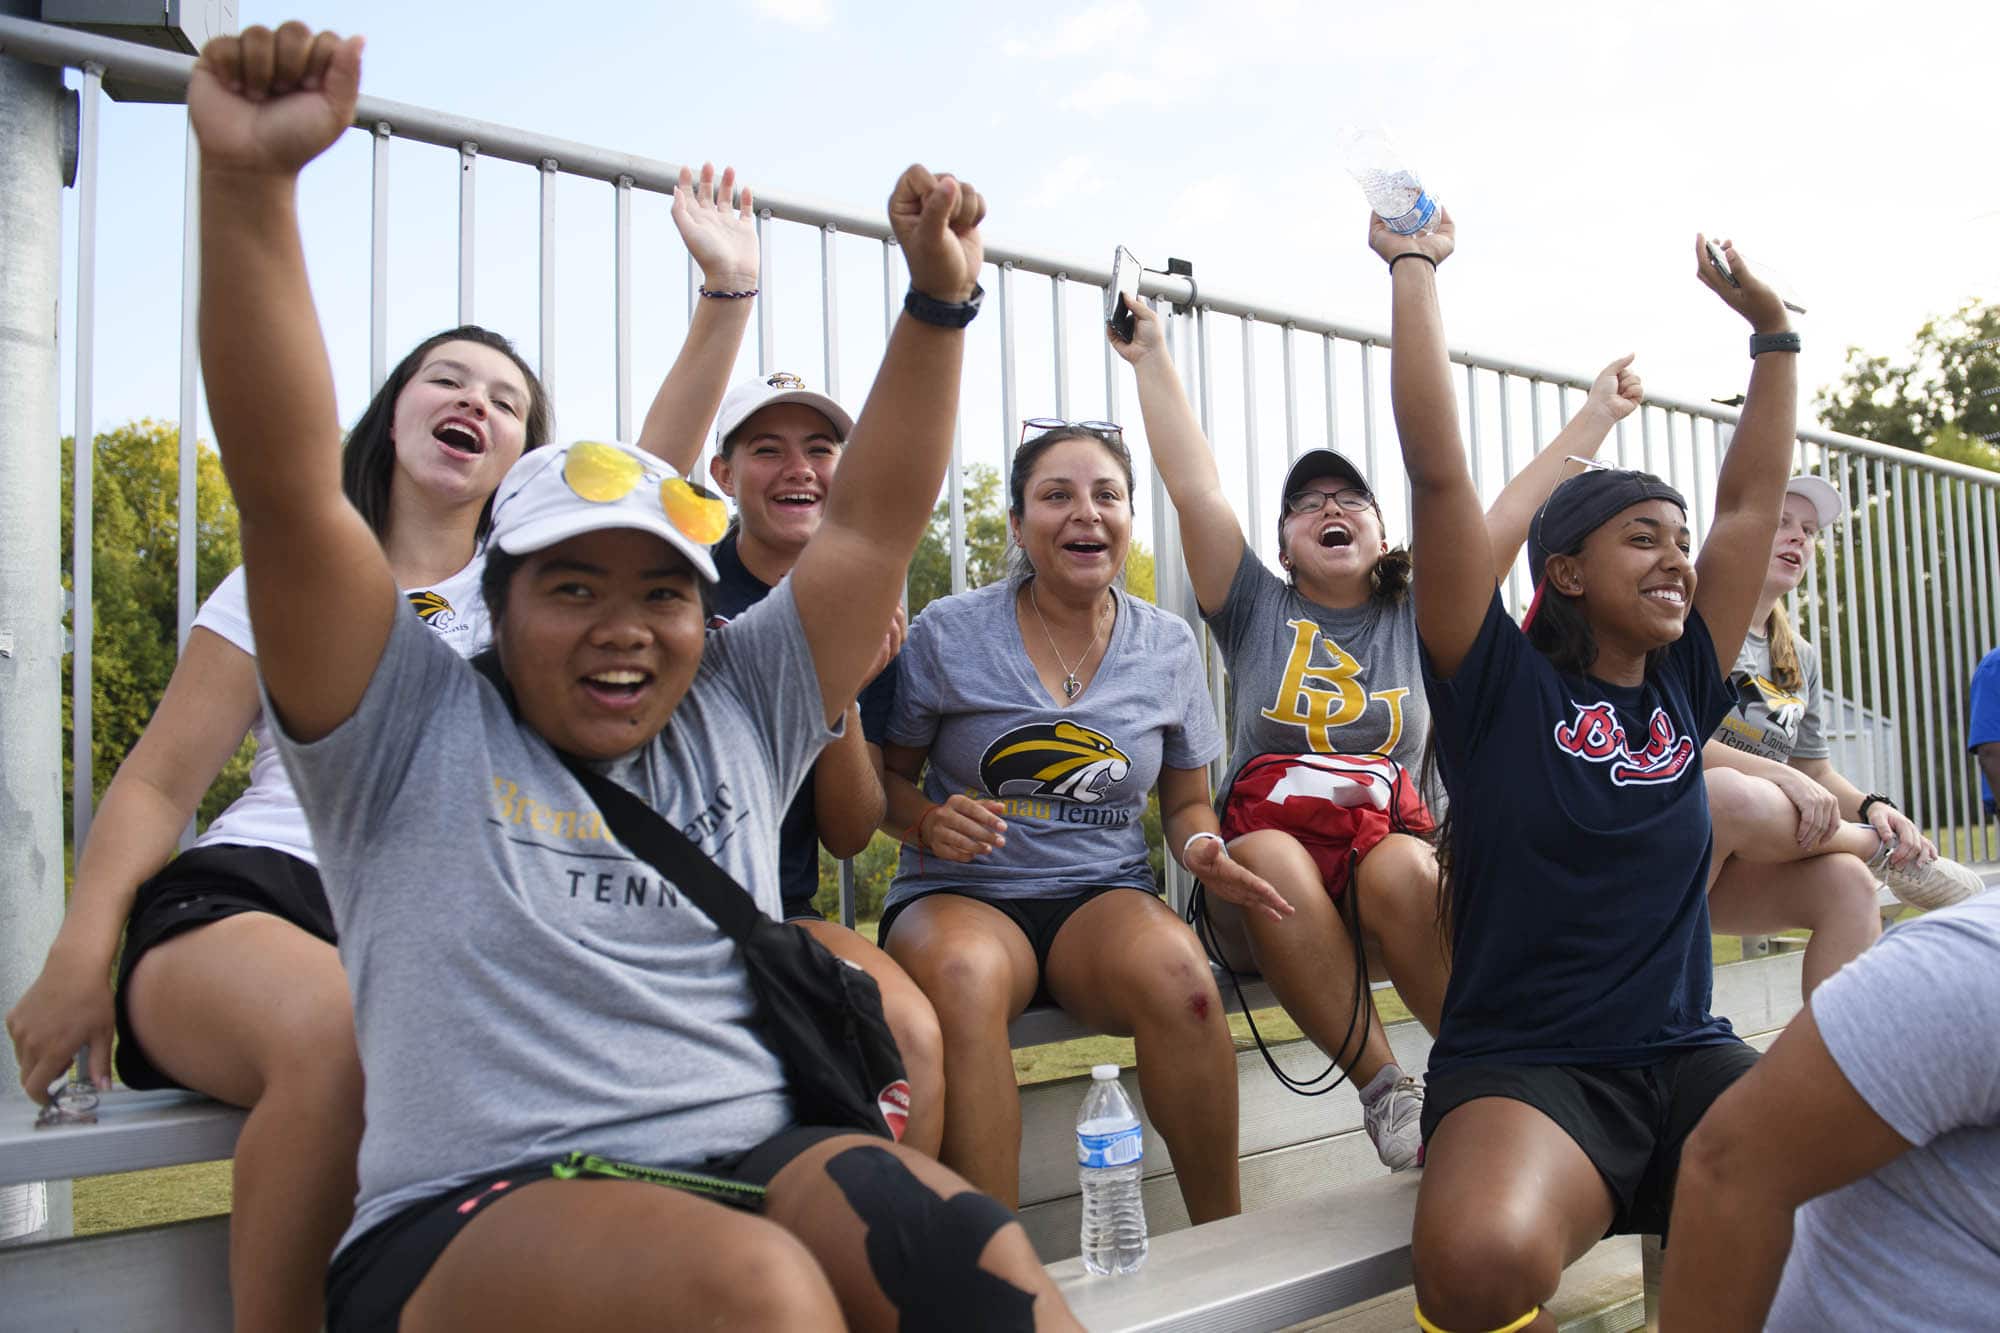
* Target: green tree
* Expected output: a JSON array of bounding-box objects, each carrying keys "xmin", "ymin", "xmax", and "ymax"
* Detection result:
[
  {"xmin": 1816, "ymin": 300, "xmax": 2000, "ymax": 456},
  {"xmin": 61, "ymin": 420, "xmax": 250, "ymax": 832}
]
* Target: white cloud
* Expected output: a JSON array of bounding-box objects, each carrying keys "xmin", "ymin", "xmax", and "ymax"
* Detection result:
[
  {"xmin": 1025, "ymin": 155, "xmax": 1105, "ymax": 210},
  {"xmin": 1060, "ymin": 69, "xmax": 1170, "ymax": 114},
  {"xmin": 1007, "ymin": 0, "xmax": 1152, "ymax": 60},
  {"xmin": 752, "ymin": 0, "xmax": 832, "ymax": 29}
]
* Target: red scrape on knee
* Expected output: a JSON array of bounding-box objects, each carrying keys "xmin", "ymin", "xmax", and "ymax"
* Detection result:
[{"xmin": 1189, "ymin": 991, "xmax": 1210, "ymax": 1020}]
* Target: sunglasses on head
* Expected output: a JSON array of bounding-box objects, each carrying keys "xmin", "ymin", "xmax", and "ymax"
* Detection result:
[
  {"xmin": 558, "ymin": 441, "xmax": 730, "ymax": 544},
  {"xmin": 1021, "ymin": 417, "xmax": 1123, "ymax": 447},
  {"xmin": 1284, "ymin": 486, "xmax": 1374, "ymax": 516}
]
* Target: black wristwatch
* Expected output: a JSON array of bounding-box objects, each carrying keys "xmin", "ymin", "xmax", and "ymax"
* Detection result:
[
  {"xmin": 904, "ymin": 283, "xmax": 985, "ymax": 329},
  {"xmin": 1749, "ymin": 330, "xmax": 1801, "ymax": 358},
  {"xmin": 1858, "ymin": 793, "xmax": 1895, "ymax": 821}
]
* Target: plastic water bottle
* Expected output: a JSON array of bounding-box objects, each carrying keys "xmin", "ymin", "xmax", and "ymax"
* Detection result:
[
  {"xmin": 1335, "ymin": 127, "xmax": 1440, "ymax": 236},
  {"xmin": 1077, "ymin": 1064, "xmax": 1148, "ymax": 1275}
]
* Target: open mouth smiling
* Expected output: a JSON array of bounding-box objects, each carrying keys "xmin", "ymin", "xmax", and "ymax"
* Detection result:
[
  {"xmin": 1317, "ymin": 521, "xmax": 1354, "ymax": 549},
  {"xmin": 433, "ymin": 418, "xmax": 487, "ymax": 457},
  {"xmin": 581, "ymin": 667, "xmax": 652, "ymax": 709},
  {"xmin": 1642, "ymin": 585, "xmax": 1686, "ymax": 607},
  {"xmin": 772, "ymin": 491, "xmax": 821, "ymax": 509}
]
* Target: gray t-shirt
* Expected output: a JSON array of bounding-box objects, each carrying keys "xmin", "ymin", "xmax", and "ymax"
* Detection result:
[
  {"xmin": 885, "ymin": 580, "xmax": 1223, "ymax": 905},
  {"xmin": 1766, "ymin": 890, "xmax": 2000, "ymax": 1331},
  {"xmin": 272, "ymin": 582, "xmax": 836, "ymax": 1254},
  {"xmin": 1203, "ymin": 543, "xmax": 1429, "ymax": 794},
  {"xmin": 1712, "ymin": 625, "xmax": 1827, "ymax": 763}
]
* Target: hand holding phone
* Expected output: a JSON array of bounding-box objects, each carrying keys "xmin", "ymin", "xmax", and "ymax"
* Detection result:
[
  {"xmin": 1704, "ymin": 238, "xmax": 1739, "ymax": 288},
  {"xmin": 1106, "ymin": 246, "xmax": 1142, "ymax": 341}
]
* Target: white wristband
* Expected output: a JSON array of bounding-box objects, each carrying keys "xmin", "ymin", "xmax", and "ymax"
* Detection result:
[{"xmin": 1182, "ymin": 830, "xmax": 1225, "ymax": 863}]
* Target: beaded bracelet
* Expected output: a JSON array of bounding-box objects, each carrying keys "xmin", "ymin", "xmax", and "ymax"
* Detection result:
[{"xmin": 698, "ymin": 285, "xmax": 759, "ymax": 300}]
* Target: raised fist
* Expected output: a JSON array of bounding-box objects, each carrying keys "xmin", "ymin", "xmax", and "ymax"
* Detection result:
[
  {"xmin": 189, "ymin": 22, "xmax": 363, "ymax": 178},
  {"xmin": 888, "ymin": 165, "xmax": 985, "ymax": 305}
]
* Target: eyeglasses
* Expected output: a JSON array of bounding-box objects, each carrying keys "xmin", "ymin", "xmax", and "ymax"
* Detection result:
[
  {"xmin": 561, "ymin": 441, "xmax": 729, "ymax": 544},
  {"xmin": 1020, "ymin": 417, "xmax": 1123, "ymax": 447},
  {"xmin": 1284, "ymin": 487, "xmax": 1375, "ymax": 516}
]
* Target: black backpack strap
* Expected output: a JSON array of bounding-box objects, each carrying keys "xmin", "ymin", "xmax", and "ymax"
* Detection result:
[{"xmin": 468, "ymin": 649, "xmax": 763, "ymax": 945}]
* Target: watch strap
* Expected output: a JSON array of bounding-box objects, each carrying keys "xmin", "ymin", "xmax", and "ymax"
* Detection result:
[
  {"xmin": 904, "ymin": 282, "xmax": 985, "ymax": 328},
  {"xmin": 1750, "ymin": 330, "xmax": 1801, "ymax": 358}
]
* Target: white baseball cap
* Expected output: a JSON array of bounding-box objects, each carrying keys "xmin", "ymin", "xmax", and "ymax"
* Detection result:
[
  {"xmin": 1785, "ymin": 475, "xmax": 1843, "ymax": 529},
  {"xmin": 487, "ymin": 440, "xmax": 724, "ymax": 582},
  {"xmin": 715, "ymin": 372, "xmax": 853, "ymax": 448}
]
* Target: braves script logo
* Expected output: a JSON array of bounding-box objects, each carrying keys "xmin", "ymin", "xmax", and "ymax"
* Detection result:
[{"xmin": 1552, "ymin": 701, "xmax": 1695, "ymax": 787}]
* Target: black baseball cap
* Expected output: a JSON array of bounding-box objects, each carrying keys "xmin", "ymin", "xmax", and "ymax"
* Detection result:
[
  {"xmin": 1281, "ymin": 448, "xmax": 1371, "ymax": 504},
  {"xmin": 1527, "ymin": 467, "xmax": 1688, "ymax": 587}
]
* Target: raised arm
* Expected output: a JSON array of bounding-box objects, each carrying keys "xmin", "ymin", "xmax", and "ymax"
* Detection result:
[
  {"xmin": 1659, "ymin": 1003, "xmax": 1911, "ymax": 1330},
  {"xmin": 790, "ymin": 166, "xmax": 984, "ymax": 723},
  {"xmin": 1484, "ymin": 355, "xmax": 1642, "ymax": 579},
  {"xmin": 1373, "ymin": 212, "xmax": 1491, "ymax": 677},
  {"xmin": 5, "ymin": 631, "xmax": 259, "ymax": 1100},
  {"xmin": 193, "ymin": 24, "xmax": 396, "ymax": 742},
  {"xmin": 811, "ymin": 611, "xmax": 904, "ymax": 857},
  {"xmin": 1690, "ymin": 237, "xmax": 1797, "ymax": 667},
  {"xmin": 1109, "ymin": 297, "xmax": 1246, "ymax": 614},
  {"xmin": 635, "ymin": 163, "xmax": 759, "ymax": 476}
]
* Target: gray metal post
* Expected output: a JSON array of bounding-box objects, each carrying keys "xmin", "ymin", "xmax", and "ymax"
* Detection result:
[{"xmin": 0, "ymin": 0, "xmax": 73, "ymax": 1245}]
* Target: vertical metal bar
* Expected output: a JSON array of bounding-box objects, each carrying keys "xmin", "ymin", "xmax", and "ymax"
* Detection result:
[
  {"xmin": 1281, "ymin": 323, "xmax": 1299, "ymax": 461},
  {"xmin": 1833, "ymin": 454, "xmax": 1869, "ymax": 790},
  {"xmin": 456, "ymin": 141, "xmax": 477, "ymax": 325},
  {"xmin": 1641, "ymin": 403, "xmax": 1659, "ymax": 478},
  {"xmin": 71, "ymin": 62, "xmax": 102, "ymax": 855},
  {"xmin": 176, "ymin": 115, "xmax": 199, "ymax": 653},
  {"xmin": 1890, "ymin": 465, "xmax": 1934, "ymax": 837},
  {"xmin": 1195, "ymin": 309, "xmax": 1215, "ymax": 442},
  {"xmin": 755, "ymin": 208, "xmax": 774, "ymax": 374},
  {"xmin": 819, "ymin": 223, "xmax": 840, "ymax": 399},
  {"xmin": 537, "ymin": 158, "xmax": 558, "ymax": 403},
  {"xmin": 1614, "ymin": 415, "xmax": 1630, "ymax": 470},
  {"xmin": 1799, "ymin": 444, "xmax": 1822, "ymax": 666},
  {"xmin": 1529, "ymin": 378, "xmax": 1545, "ymax": 460},
  {"xmin": 1499, "ymin": 373, "xmax": 1522, "ymax": 607},
  {"xmin": 1465, "ymin": 363, "xmax": 1483, "ymax": 500},
  {"xmin": 1102, "ymin": 313, "xmax": 1120, "ymax": 433},
  {"xmin": 1241, "ymin": 314, "xmax": 1261, "ymax": 556},
  {"xmin": 1051, "ymin": 273, "xmax": 1071, "ymax": 421},
  {"xmin": 613, "ymin": 175, "xmax": 634, "ymax": 440},
  {"xmin": 1943, "ymin": 476, "xmax": 1975, "ymax": 854},
  {"xmin": 1866, "ymin": 459, "xmax": 1902, "ymax": 810},
  {"xmin": 1980, "ymin": 484, "xmax": 2000, "ymax": 857},
  {"xmin": 1322, "ymin": 334, "xmax": 1339, "ymax": 455},
  {"xmin": 1851, "ymin": 459, "xmax": 1885, "ymax": 794},
  {"xmin": 1358, "ymin": 340, "xmax": 1379, "ymax": 497},
  {"xmin": 1926, "ymin": 471, "xmax": 1962, "ymax": 848},
  {"xmin": 949, "ymin": 416, "xmax": 966, "ymax": 595},
  {"xmin": 1814, "ymin": 450, "xmax": 1845, "ymax": 779},
  {"xmin": 998, "ymin": 262, "xmax": 1017, "ymax": 482},
  {"xmin": 369, "ymin": 122, "xmax": 391, "ymax": 393}
]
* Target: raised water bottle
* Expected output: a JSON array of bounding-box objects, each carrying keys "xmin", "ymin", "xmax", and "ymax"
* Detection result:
[
  {"xmin": 1336, "ymin": 127, "xmax": 1440, "ymax": 236},
  {"xmin": 1077, "ymin": 1063, "xmax": 1148, "ymax": 1275}
]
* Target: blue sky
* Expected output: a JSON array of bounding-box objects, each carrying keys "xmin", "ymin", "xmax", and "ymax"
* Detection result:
[{"xmin": 54, "ymin": 0, "xmax": 2000, "ymax": 559}]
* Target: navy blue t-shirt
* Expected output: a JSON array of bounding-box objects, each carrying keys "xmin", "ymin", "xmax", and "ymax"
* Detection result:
[
  {"xmin": 708, "ymin": 530, "xmax": 898, "ymax": 917},
  {"xmin": 1420, "ymin": 591, "xmax": 1741, "ymax": 1075}
]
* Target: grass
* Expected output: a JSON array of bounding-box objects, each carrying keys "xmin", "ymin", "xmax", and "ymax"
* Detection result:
[{"xmin": 71, "ymin": 927, "xmax": 1773, "ymax": 1237}]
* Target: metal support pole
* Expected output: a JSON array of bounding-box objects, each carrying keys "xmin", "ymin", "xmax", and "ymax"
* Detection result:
[
  {"xmin": 537, "ymin": 157, "xmax": 557, "ymax": 402},
  {"xmin": 0, "ymin": 0, "xmax": 73, "ymax": 1243},
  {"xmin": 176, "ymin": 114, "xmax": 199, "ymax": 652},
  {"xmin": 456, "ymin": 140, "xmax": 477, "ymax": 325},
  {"xmin": 70, "ymin": 61, "xmax": 100, "ymax": 858},
  {"xmin": 368, "ymin": 121, "xmax": 390, "ymax": 393},
  {"xmin": 613, "ymin": 175, "xmax": 633, "ymax": 440}
]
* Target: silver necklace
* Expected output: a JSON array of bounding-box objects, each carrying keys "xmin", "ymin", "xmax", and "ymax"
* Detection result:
[{"xmin": 1028, "ymin": 579, "xmax": 1109, "ymax": 701}]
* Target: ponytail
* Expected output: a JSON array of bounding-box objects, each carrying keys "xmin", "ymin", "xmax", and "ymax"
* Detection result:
[{"xmin": 1767, "ymin": 601, "xmax": 1803, "ymax": 692}]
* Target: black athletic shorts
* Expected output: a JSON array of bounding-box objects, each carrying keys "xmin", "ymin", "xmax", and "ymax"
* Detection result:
[
  {"xmin": 878, "ymin": 885, "xmax": 1152, "ymax": 1006},
  {"xmin": 113, "ymin": 843, "xmax": 335, "ymax": 1090},
  {"xmin": 1420, "ymin": 1041, "xmax": 1759, "ymax": 1239},
  {"xmin": 324, "ymin": 1126, "xmax": 847, "ymax": 1333}
]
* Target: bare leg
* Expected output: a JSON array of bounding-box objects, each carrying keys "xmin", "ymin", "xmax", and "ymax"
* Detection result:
[
  {"xmin": 798, "ymin": 917, "xmax": 947, "ymax": 1157},
  {"xmin": 402, "ymin": 1177, "xmax": 842, "ymax": 1331},
  {"xmin": 1207, "ymin": 828, "xmax": 1397, "ymax": 1083},
  {"xmin": 1412, "ymin": 1098, "xmax": 1617, "ymax": 1333},
  {"xmin": 1044, "ymin": 890, "xmax": 1241, "ymax": 1224},
  {"xmin": 885, "ymin": 896, "xmax": 1039, "ymax": 1207},
  {"xmin": 125, "ymin": 914, "xmax": 362, "ymax": 1333},
  {"xmin": 1351, "ymin": 833, "xmax": 1450, "ymax": 1035},
  {"xmin": 1705, "ymin": 768, "xmax": 1883, "ymax": 994}
]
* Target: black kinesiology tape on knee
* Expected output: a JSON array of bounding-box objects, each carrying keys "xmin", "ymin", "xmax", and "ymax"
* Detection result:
[{"xmin": 825, "ymin": 1146, "xmax": 1036, "ymax": 1331}]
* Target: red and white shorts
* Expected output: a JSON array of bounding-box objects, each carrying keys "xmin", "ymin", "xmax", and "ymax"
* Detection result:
[{"xmin": 1219, "ymin": 753, "xmax": 1435, "ymax": 899}]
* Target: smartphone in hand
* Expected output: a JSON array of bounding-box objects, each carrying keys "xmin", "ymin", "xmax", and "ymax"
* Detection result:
[
  {"xmin": 1704, "ymin": 238, "xmax": 1740, "ymax": 288},
  {"xmin": 1707, "ymin": 237, "xmax": 1808, "ymax": 314},
  {"xmin": 1106, "ymin": 246, "xmax": 1142, "ymax": 341}
]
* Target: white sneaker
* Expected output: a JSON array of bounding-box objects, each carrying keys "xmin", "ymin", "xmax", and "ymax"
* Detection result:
[
  {"xmin": 1870, "ymin": 842, "xmax": 1988, "ymax": 911},
  {"xmin": 1362, "ymin": 1075, "xmax": 1425, "ymax": 1172}
]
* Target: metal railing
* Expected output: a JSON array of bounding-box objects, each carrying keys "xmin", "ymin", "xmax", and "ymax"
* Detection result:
[{"xmin": 4, "ymin": 13, "xmax": 1997, "ymax": 922}]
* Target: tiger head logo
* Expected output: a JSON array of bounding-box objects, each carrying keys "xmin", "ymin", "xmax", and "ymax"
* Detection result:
[
  {"xmin": 408, "ymin": 589, "xmax": 454, "ymax": 625},
  {"xmin": 980, "ymin": 722, "xmax": 1132, "ymax": 805}
]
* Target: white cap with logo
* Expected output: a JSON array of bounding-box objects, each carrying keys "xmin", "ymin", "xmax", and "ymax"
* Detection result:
[
  {"xmin": 1785, "ymin": 475, "xmax": 1843, "ymax": 529},
  {"xmin": 715, "ymin": 372, "xmax": 854, "ymax": 448},
  {"xmin": 487, "ymin": 440, "xmax": 726, "ymax": 583}
]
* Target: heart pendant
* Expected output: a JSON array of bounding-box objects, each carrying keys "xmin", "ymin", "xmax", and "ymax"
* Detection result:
[{"xmin": 1063, "ymin": 675, "xmax": 1080, "ymax": 700}]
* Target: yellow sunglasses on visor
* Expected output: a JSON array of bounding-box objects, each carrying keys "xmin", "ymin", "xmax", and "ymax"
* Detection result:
[{"xmin": 560, "ymin": 441, "xmax": 729, "ymax": 545}]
